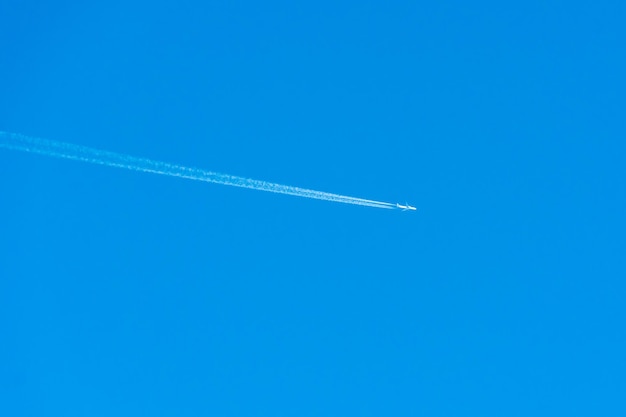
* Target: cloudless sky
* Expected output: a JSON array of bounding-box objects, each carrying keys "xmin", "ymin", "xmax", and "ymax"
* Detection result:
[{"xmin": 1, "ymin": 1, "xmax": 625, "ymax": 415}]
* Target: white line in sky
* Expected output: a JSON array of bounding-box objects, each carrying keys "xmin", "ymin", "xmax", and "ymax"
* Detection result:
[{"xmin": 0, "ymin": 131, "xmax": 407, "ymax": 210}]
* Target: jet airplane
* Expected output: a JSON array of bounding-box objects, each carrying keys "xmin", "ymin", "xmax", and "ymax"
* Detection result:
[{"xmin": 396, "ymin": 203, "xmax": 417, "ymax": 211}]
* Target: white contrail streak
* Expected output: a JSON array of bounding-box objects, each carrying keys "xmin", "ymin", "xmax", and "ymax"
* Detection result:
[{"xmin": 0, "ymin": 131, "xmax": 399, "ymax": 210}]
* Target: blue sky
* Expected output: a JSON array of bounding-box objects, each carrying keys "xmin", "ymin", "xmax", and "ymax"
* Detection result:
[{"xmin": 1, "ymin": 1, "xmax": 625, "ymax": 415}]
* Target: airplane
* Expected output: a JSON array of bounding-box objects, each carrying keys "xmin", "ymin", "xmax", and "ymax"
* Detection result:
[{"xmin": 396, "ymin": 203, "xmax": 417, "ymax": 211}]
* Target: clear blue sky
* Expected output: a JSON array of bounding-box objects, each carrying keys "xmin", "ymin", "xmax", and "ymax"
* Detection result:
[{"xmin": 1, "ymin": 1, "xmax": 625, "ymax": 415}]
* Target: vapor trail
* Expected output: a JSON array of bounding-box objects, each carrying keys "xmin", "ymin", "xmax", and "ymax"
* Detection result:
[{"xmin": 0, "ymin": 131, "xmax": 398, "ymax": 210}]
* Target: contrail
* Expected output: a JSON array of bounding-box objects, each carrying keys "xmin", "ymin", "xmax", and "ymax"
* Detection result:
[{"xmin": 0, "ymin": 131, "xmax": 402, "ymax": 210}]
